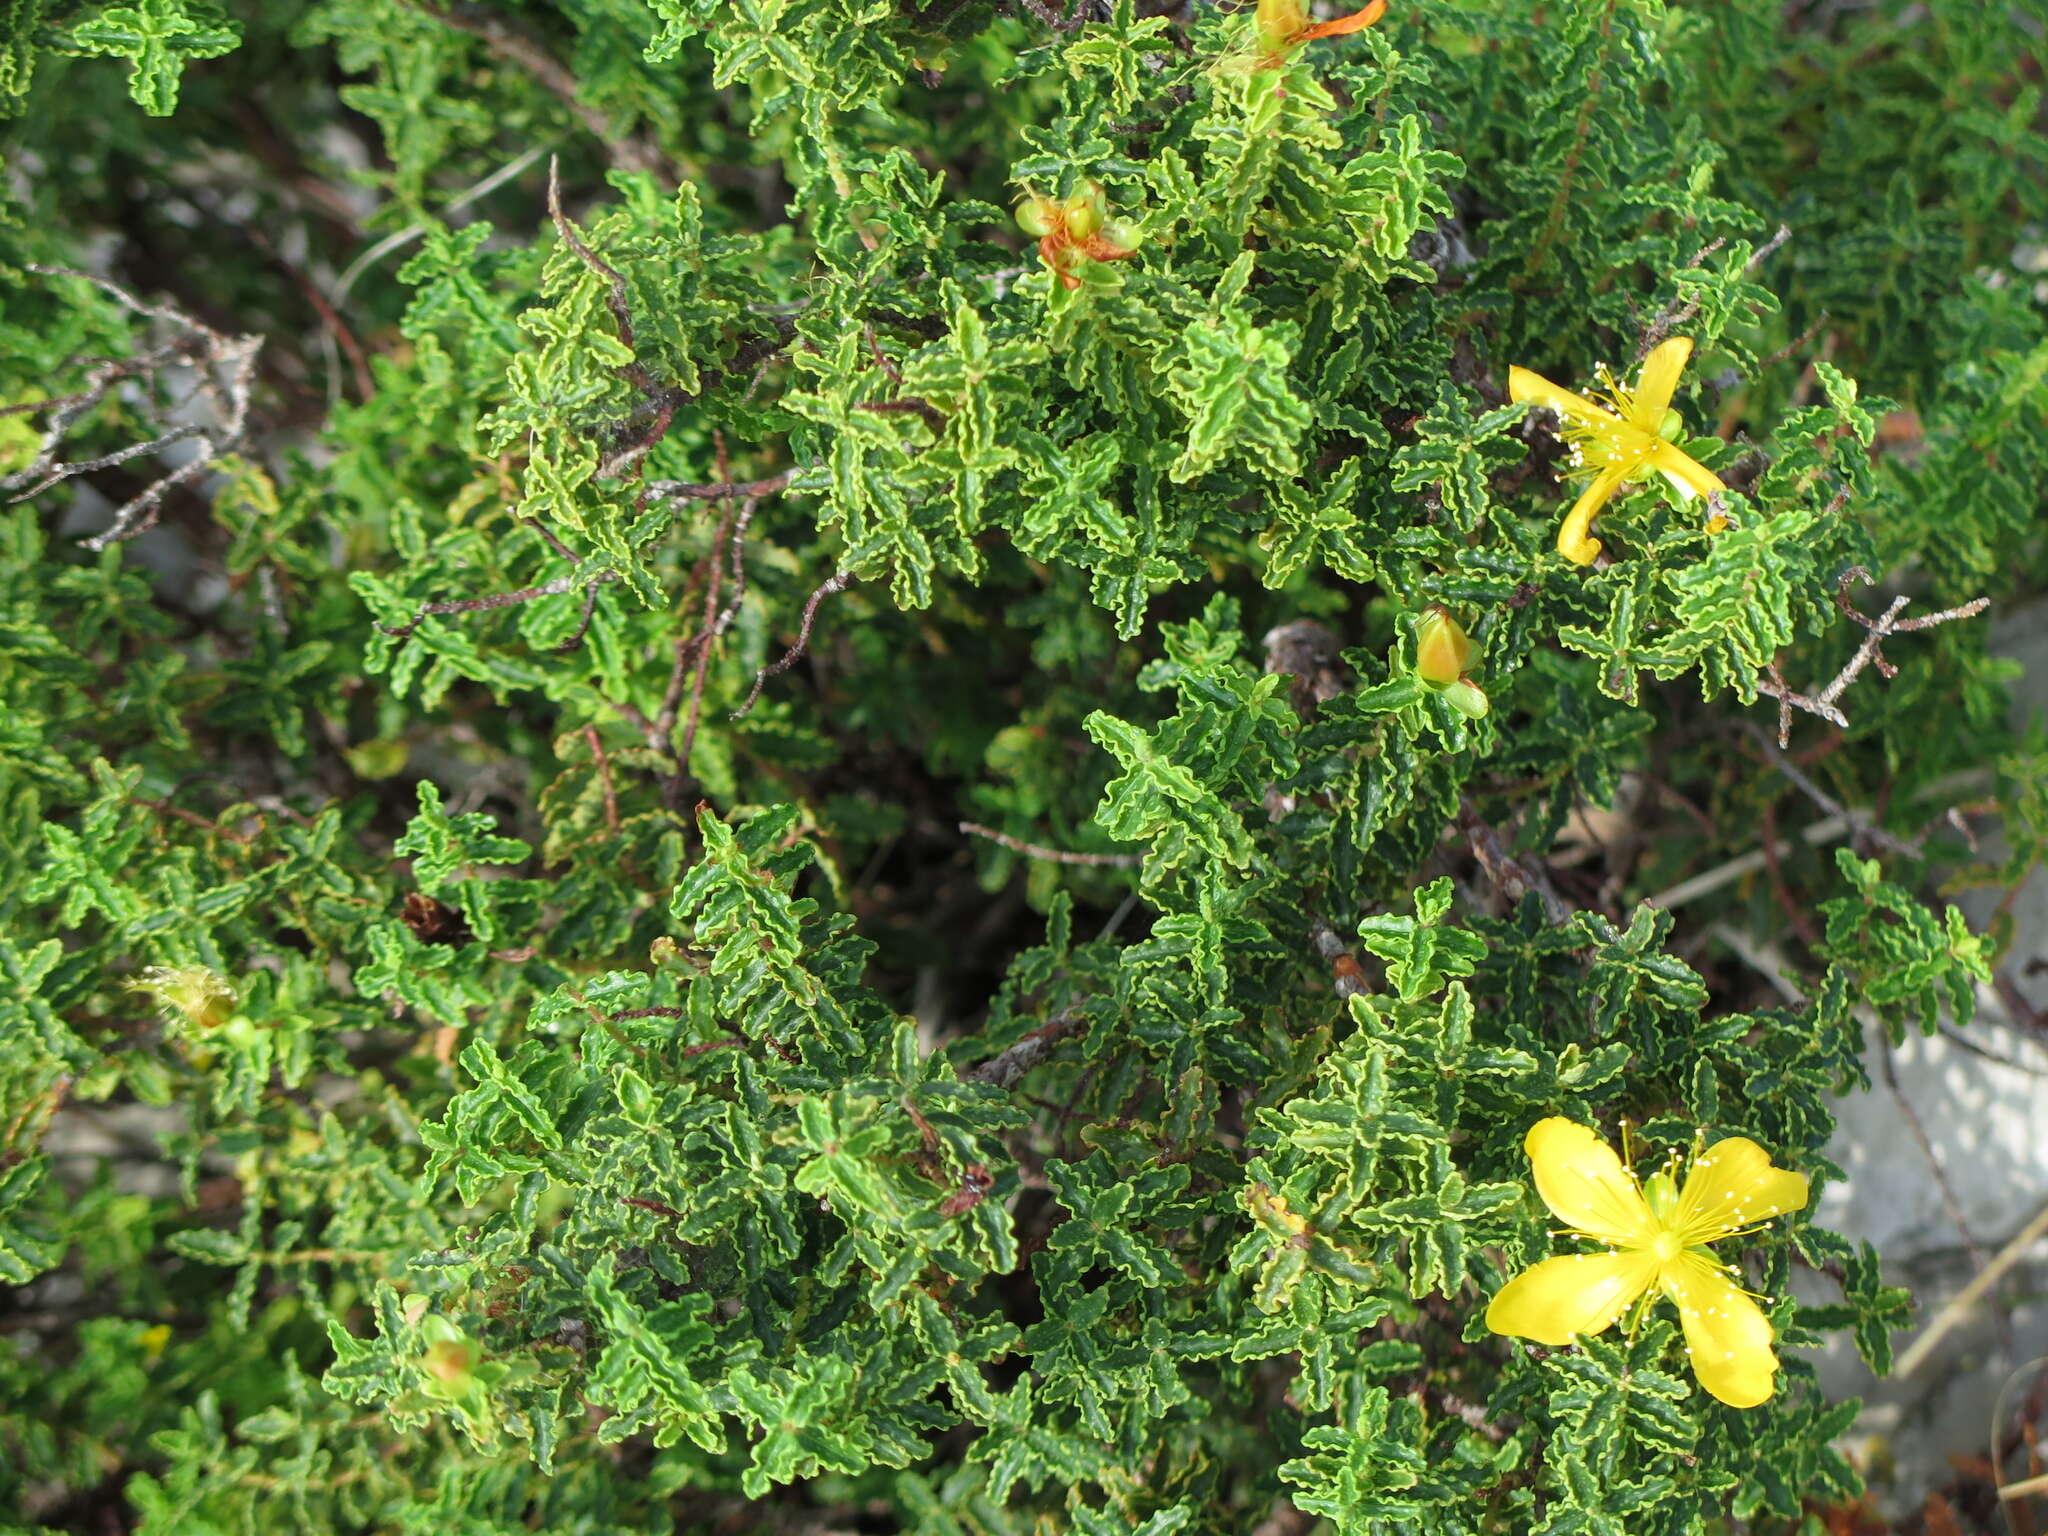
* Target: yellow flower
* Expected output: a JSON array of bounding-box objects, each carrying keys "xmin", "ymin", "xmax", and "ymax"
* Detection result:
[
  {"xmin": 1486, "ymin": 1117, "xmax": 1809, "ymax": 1408},
  {"xmin": 129, "ymin": 964, "xmax": 236, "ymax": 1031},
  {"xmin": 1509, "ymin": 337, "xmax": 1727, "ymax": 567}
]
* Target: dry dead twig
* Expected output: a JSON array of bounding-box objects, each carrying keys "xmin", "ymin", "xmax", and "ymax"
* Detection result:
[
  {"xmin": 732, "ymin": 570, "xmax": 856, "ymax": 719},
  {"xmin": 959, "ymin": 822, "xmax": 1141, "ymax": 868},
  {"xmin": 3, "ymin": 265, "xmax": 262, "ymax": 550},
  {"xmin": 1755, "ymin": 565, "xmax": 1989, "ymax": 748}
]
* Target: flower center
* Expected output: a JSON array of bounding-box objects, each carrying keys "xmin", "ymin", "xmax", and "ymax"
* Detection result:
[
  {"xmin": 1557, "ymin": 415, "xmax": 1659, "ymax": 479},
  {"xmin": 1649, "ymin": 1229, "xmax": 1685, "ymax": 1264}
]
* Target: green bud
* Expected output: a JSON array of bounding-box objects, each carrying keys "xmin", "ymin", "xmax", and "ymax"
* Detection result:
[{"xmin": 1440, "ymin": 680, "xmax": 1490, "ymax": 719}]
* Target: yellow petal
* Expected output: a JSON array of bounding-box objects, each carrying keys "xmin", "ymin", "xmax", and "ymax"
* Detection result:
[
  {"xmin": 1646, "ymin": 441, "xmax": 1725, "ymax": 503},
  {"xmin": 1660, "ymin": 1250, "xmax": 1780, "ymax": 1407},
  {"xmin": 1487, "ymin": 1250, "xmax": 1658, "ymax": 1346},
  {"xmin": 1673, "ymin": 1137, "xmax": 1809, "ymax": 1246},
  {"xmin": 1509, "ymin": 366, "xmax": 1617, "ymax": 430},
  {"xmin": 1630, "ymin": 337, "xmax": 1694, "ymax": 427},
  {"xmin": 1254, "ymin": 0, "xmax": 1307, "ymax": 47},
  {"xmin": 1556, "ymin": 463, "xmax": 1628, "ymax": 567},
  {"xmin": 1523, "ymin": 1117, "xmax": 1656, "ymax": 1243}
]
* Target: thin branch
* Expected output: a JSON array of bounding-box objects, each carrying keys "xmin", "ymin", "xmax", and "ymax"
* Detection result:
[
  {"xmin": 732, "ymin": 570, "xmax": 855, "ymax": 718},
  {"xmin": 376, "ymin": 571, "xmax": 614, "ymax": 641},
  {"xmin": 5, "ymin": 265, "xmax": 262, "ymax": 550},
  {"xmin": 333, "ymin": 144, "xmax": 551, "ymax": 305},
  {"xmin": 967, "ymin": 1012, "xmax": 1084, "ymax": 1088},
  {"xmin": 1737, "ymin": 719, "xmax": 1922, "ymax": 860},
  {"xmin": 671, "ymin": 450, "xmax": 737, "ymax": 778},
  {"xmin": 1013, "ymin": 0, "xmax": 1095, "ymax": 30},
  {"xmin": 547, "ymin": 156, "xmax": 649, "ymax": 378},
  {"xmin": 523, "ymin": 515, "xmax": 582, "ymax": 563},
  {"xmin": 645, "ymin": 469, "xmax": 798, "ymax": 503},
  {"xmin": 1637, "ymin": 224, "xmax": 1790, "ymax": 359},
  {"xmin": 1877, "ymin": 1030, "xmax": 1998, "ymax": 1288},
  {"xmin": 960, "ymin": 822, "xmax": 1141, "ymax": 867},
  {"xmin": 1457, "ymin": 798, "xmax": 1569, "ymax": 925},
  {"xmin": 582, "ymin": 726, "xmax": 620, "ymax": 836},
  {"xmin": 651, "ymin": 633, "xmax": 694, "ymax": 750},
  {"xmin": 1755, "ymin": 565, "xmax": 1989, "ymax": 747},
  {"xmin": 711, "ymin": 496, "xmax": 759, "ymax": 639}
]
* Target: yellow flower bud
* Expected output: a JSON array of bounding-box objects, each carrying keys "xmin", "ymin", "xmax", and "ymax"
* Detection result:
[{"xmin": 1414, "ymin": 606, "xmax": 1480, "ymax": 688}]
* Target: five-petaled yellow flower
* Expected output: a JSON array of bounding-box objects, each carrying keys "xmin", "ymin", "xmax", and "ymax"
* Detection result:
[
  {"xmin": 1486, "ymin": 1117, "xmax": 1809, "ymax": 1408},
  {"xmin": 1509, "ymin": 337, "xmax": 1727, "ymax": 567}
]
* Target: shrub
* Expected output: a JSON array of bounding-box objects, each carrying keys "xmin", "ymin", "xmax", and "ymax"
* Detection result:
[{"xmin": 2, "ymin": 1, "xmax": 2043, "ymax": 1531}]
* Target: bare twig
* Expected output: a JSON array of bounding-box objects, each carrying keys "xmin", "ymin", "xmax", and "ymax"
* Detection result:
[
  {"xmin": 1877, "ymin": 1029, "xmax": 1995, "ymax": 1277},
  {"xmin": 732, "ymin": 570, "xmax": 856, "ymax": 718},
  {"xmin": 1637, "ymin": 225, "xmax": 1790, "ymax": 359},
  {"xmin": 5, "ymin": 265, "xmax": 262, "ymax": 550},
  {"xmin": 1755, "ymin": 311, "xmax": 1831, "ymax": 374},
  {"xmin": 967, "ymin": 1012, "xmax": 1084, "ymax": 1088},
  {"xmin": 1738, "ymin": 719, "xmax": 1922, "ymax": 860},
  {"xmin": 1755, "ymin": 565, "xmax": 1989, "ymax": 747},
  {"xmin": 710, "ymin": 497, "xmax": 759, "ymax": 639},
  {"xmin": 334, "ymin": 144, "xmax": 551, "ymax": 305},
  {"xmin": 960, "ymin": 822, "xmax": 1141, "ymax": 867},
  {"xmin": 1458, "ymin": 798, "xmax": 1570, "ymax": 925},
  {"xmin": 1013, "ymin": 0, "xmax": 1095, "ymax": 30},
  {"xmin": 376, "ymin": 569, "xmax": 617, "ymax": 642},
  {"xmin": 646, "ymin": 469, "xmax": 799, "ymax": 504},
  {"xmin": 582, "ymin": 725, "xmax": 620, "ymax": 836},
  {"xmin": 548, "ymin": 157, "xmax": 652, "ymax": 383},
  {"xmin": 671, "ymin": 449, "xmax": 737, "ymax": 778},
  {"xmin": 650, "ymin": 633, "xmax": 693, "ymax": 752}
]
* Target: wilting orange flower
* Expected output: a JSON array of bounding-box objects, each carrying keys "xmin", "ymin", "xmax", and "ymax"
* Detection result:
[
  {"xmin": 1255, "ymin": 0, "xmax": 1388, "ymax": 54},
  {"xmin": 1015, "ymin": 182, "xmax": 1140, "ymax": 291}
]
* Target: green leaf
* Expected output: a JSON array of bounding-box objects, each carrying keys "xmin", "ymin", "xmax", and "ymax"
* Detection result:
[{"xmin": 57, "ymin": 0, "xmax": 239, "ymax": 115}]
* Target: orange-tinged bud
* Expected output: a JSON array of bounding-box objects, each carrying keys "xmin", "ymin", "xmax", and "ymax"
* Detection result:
[
  {"xmin": 1015, "ymin": 196, "xmax": 1058, "ymax": 238},
  {"xmin": 419, "ymin": 1316, "xmax": 482, "ymax": 1400},
  {"xmin": 1415, "ymin": 606, "xmax": 1479, "ymax": 687},
  {"xmin": 1256, "ymin": 0, "xmax": 1386, "ymax": 50}
]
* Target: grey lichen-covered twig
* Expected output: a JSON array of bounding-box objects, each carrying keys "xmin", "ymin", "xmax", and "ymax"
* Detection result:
[
  {"xmin": 1755, "ymin": 565, "xmax": 1989, "ymax": 748},
  {"xmin": 2, "ymin": 265, "xmax": 261, "ymax": 550},
  {"xmin": 966, "ymin": 1012, "xmax": 1084, "ymax": 1088}
]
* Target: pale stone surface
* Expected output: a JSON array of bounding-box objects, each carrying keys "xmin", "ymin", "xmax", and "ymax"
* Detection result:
[{"xmin": 1807, "ymin": 595, "xmax": 2048, "ymax": 1512}]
